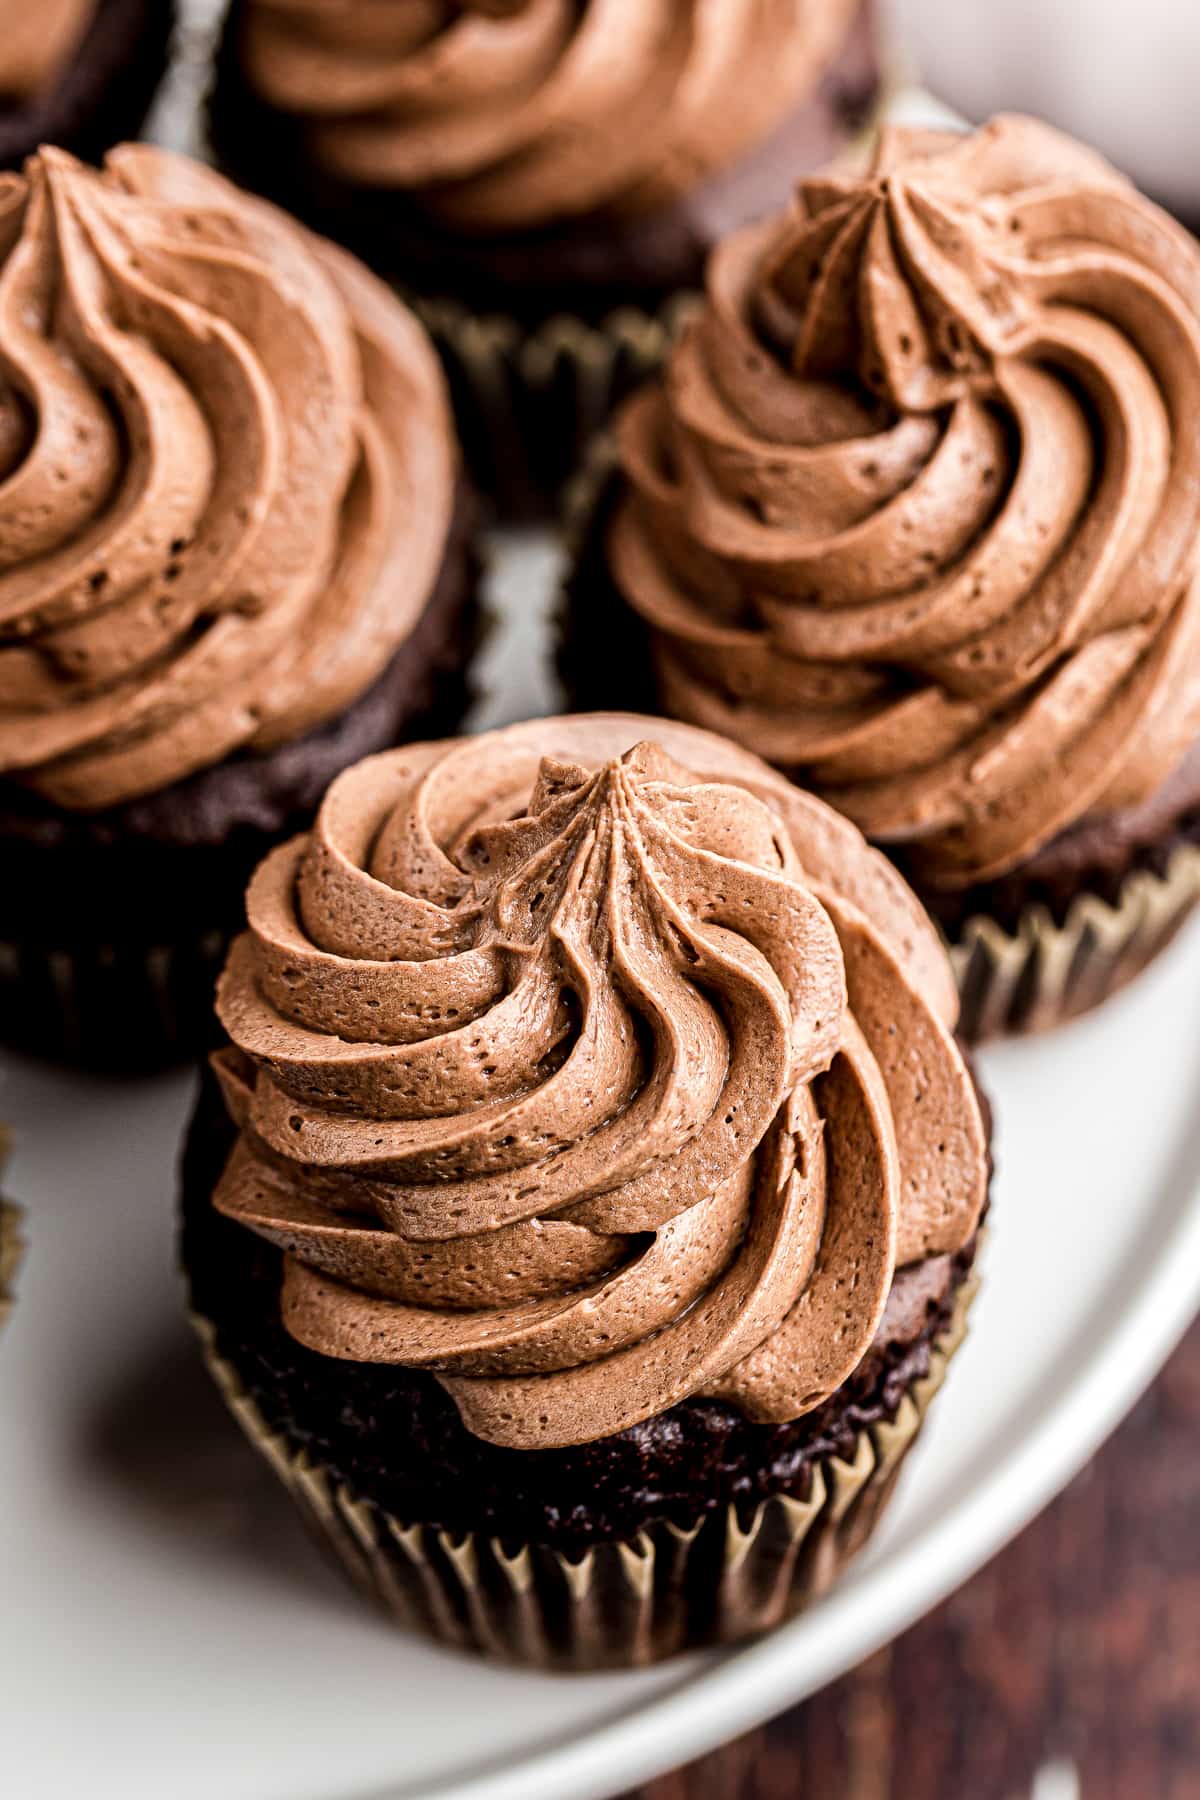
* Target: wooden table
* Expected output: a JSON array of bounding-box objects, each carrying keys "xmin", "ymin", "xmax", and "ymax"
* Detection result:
[{"xmin": 622, "ymin": 1315, "xmax": 1200, "ymax": 1800}]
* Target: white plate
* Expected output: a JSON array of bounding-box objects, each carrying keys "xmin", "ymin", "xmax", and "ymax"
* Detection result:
[
  {"xmin": 4, "ymin": 32, "xmax": 1200, "ymax": 1800},
  {"xmin": 4, "ymin": 528, "xmax": 1200, "ymax": 1800}
]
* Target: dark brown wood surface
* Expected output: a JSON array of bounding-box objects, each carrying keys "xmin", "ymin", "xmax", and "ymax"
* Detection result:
[{"xmin": 622, "ymin": 1315, "xmax": 1200, "ymax": 1800}]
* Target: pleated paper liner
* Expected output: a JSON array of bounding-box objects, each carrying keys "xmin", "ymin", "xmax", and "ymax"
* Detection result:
[
  {"xmin": 558, "ymin": 456, "xmax": 1200, "ymax": 1043},
  {"xmin": 952, "ymin": 845, "xmax": 1200, "ymax": 1040},
  {"xmin": 189, "ymin": 1271, "xmax": 977, "ymax": 1672},
  {"xmin": 405, "ymin": 292, "xmax": 699, "ymax": 522},
  {"xmin": 0, "ymin": 930, "xmax": 229, "ymax": 1068},
  {"xmin": 0, "ymin": 1206, "xmax": 25, "ymax": 1335},
  {"xmin": 0, "ymin": 1128, "xmax": 25, "ymax": 1337}
]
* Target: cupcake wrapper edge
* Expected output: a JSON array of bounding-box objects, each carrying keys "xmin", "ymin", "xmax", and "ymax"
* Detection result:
[
  {"xmin": 952, "ymin": 846, "xmax": 1200, "ymax": 1039},
  {"xmin": 0, "ymin": 1196, "xmax": 26, "ymax": 1336},
  {"xmin": 0, "ymin": 929, "xmax": 228, "ymax": 1067},
  {"xmin": 189, "ymin": 1270, "xmax": 977, "ymax": 1671},
  {"xmin": 407, "ymin": 292, "xmax": 696, "ymax": 520}
]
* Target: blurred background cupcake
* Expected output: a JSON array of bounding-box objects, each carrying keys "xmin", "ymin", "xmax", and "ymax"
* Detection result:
[
  {"xmin": 210, "ymin": 0, "xmax": 883, "ymax": 515},
  {"xmin": 564, "ymin": 114, "xmax": 1200, "ymax": 1038},
  {"xmin": 0, "ymin": 144, "xmax": 480, "ymax": 1067},
  {"xmin": 184, "ymin": 712, "xmax": 990, "ymax": 1668},
  {"xmin": 0, "ymin": 0, "xmax": 175, "ymax": 168}
]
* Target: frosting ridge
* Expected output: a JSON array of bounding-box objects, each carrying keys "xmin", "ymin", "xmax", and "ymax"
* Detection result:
[
  {"xmin": 610, "ymin": 116, "xmax": 1200, "ymax": 884},
  {"xmin": 212, "ymin": 714, "xmax": 987, "ymax": 1448},
  {"xmin": 234, "ymin": 0, "xmax": 863, "ymax": 230},
  {"xmin": 0, "ymin": 143, "xmax": 455, "ymax": 810}
]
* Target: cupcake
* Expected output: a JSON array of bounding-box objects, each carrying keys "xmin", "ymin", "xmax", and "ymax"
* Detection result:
[
  {"xmin": 0, "ymin": 145, "xmax": 479, "ymax": 1066},
  {"xmin": 564, "ymin": 117, "xmax": 1200, "ymax": 1038},
  {"xmin": 0, "ymin": 0, "xmax": 174, "ymax": 168},
  {"xmin": 210, "ymin": 0, "xmax": 882, "ymax": 514},
  {"xmin": 183, "ymin": 713, "xmax": 990, "ymax": 1669}
]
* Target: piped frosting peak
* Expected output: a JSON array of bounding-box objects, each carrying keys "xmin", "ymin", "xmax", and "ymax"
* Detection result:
[
  {"xmin": 611, "ymin": 115, "xmax": 1200, "ymax": 884},
  {"xmin": 761, "ymin": 126, "xmax": 1044, "ymax": 409}
]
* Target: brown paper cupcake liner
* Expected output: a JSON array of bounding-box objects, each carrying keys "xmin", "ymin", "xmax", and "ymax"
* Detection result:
[
  {"xmin": 1, "ymin": 1125, "xmax": 25, "ymax": 1336},
  {"xmin": 189, "ymin": 1271, "xmax": 976, "ymax": 1671},
  {"xmin": 0, "ymin": 928, "xmax": 229, "ymax": 1067},
  {"xmin": 406, "ymin": 292, "xmax": 698, "ymax": 521},
  {"xmin": 0, "ymin": 1202, "xmax": 25, "ymax": 1336},
  {"xmin": 951, "ymin": 845, "xmax": 1200, "ymax": 1040}
]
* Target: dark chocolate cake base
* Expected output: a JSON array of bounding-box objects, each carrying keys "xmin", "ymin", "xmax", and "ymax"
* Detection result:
[
  {"xmin": 180, "ymin": 1067, "xmax": 979, "ymax": 1557},
  {"xmin": 0, "ymin": 0, "xmax": 174, "ymax": 171},
  {"xmin": 0, "ymin": 485, "xmax": 481, "ymax": 1068}
]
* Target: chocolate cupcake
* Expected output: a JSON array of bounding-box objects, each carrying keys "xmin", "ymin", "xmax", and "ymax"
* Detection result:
[
  {"xmin": 0, "ymin": 145, "xmax": 480, "ymax": 1066},
  {"xmin": 0, "ymin": 0, "xmax": 174, "ymax": 169},
  {"xmin": 564, "ymin": 117, "xmax": 1200, "ymax": 1037},
  {"xmin": 210, "ymin": 0, "xmax": 881, "ymax": 514},
  {"xmin": 183, "ymin": 713, "xmax": 990, "ymax": 1668}
]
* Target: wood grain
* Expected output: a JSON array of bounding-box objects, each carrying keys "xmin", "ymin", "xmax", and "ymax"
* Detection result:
[{"xmin": 621, "ymin": 1315, "xmax": 1200, "ymax": 1800}]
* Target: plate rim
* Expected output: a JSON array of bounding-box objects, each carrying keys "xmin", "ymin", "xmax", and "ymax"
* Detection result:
[{"xmin": 383, "ymin": 1114, "xmax": 1200, "ymax": 1800}]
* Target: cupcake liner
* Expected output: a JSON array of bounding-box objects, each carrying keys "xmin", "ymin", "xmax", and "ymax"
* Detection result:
[
  {"xmin": 559, "ymin": 460, "xmax": 1200, "ymax": 1041},
  {"xmin": 0, "ymin": 1200, "xmax": 25, "ymax": 1337},
  {"xmin": 188, "ymin": 1271, "xmax": 977, "ymax": 1671},
  {"xmin": 1, "ymin": 1126, "xmax": 25, "ymax": 1336},
  {"xmin": 0, "ymin": 928, "xmax": 230, "ymax": 1068},
  {"xmin": 406, "ymin": 293, "xmax": 698, "ymax": 521},
  {"xmin": 952, "ymin": 846, "xmax": 1200, "ymax": 1040}
]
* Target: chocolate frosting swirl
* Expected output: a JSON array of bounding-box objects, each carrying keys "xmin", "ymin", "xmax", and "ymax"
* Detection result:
[
  {"xmin": 234, "ymin": 0, "xmax": 861, "ymax": 230},
  {"xmin": 212, "ymin": 714, "xmax": 987, "ymax": 1449},
  {"xmin": 0, "ymin": 144, "xmax": 455, "ymax": 811},
  {"xmin": 610, "ymin": 116, "xmax": 1200, "ymax": 885},
  {"xmin": 0, "ymin": 0, "xmax": 93, "ymax": 101}
]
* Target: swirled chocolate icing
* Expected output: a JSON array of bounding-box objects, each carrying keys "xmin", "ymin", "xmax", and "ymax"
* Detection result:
[
  {"xmin": 0, "ymin": 144, "xmax": 456, "ymax": 811},
  {"xmin": 232, "ymin": 0, "xmax": 862, "ymax": 230},
  {"xmin": 609, "ymin": 116, "xmax": 1200, "ymax": 886},
  {"xmin": 0, "ymin": 1, "xmax": 94, "ymax": 101},
  {"xmin": 211, "ymin": 713, "xmax": 987, "ymax": 1450}
]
